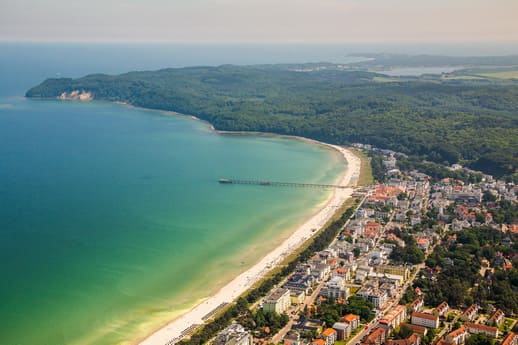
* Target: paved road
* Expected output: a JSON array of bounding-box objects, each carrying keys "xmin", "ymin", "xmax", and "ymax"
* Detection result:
[{"xmin": 271, "ymin": 280, "xmax": 327, "ymax": 343}]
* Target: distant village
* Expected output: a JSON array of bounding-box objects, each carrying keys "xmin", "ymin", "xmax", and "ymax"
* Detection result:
[{"xmin": 204, "ymin": 144, "xmax": 517, "ymax": 345}]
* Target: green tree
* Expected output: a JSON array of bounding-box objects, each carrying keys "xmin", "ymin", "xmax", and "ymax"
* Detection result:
[{"xmin": 466, "ymin": 334, "xmax": 494, "ymax": 345}]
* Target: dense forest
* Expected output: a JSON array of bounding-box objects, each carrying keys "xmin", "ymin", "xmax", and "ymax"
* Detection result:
[
  {"xmin": 415, "ymin": 226, "xmax": 518, "ymax": 314},
  {"xmin": 26, "ymin": 62, "xmax": 518, "ymax": 179}
]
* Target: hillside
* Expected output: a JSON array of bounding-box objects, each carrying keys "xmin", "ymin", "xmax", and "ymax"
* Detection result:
[{"xmin": 26, "ymin": 63, "xmax": 518, "ymax": 180}]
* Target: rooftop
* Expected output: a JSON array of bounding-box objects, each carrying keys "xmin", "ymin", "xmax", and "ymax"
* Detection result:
[{"xmin": 412, "ymin": 312, "xmax": 438, "ymax": 321}]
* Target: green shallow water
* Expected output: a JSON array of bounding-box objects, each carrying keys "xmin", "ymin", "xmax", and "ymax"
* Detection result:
[{"xmin": 0, "ymin": 99, "xmax": 346, "ymax": 345}]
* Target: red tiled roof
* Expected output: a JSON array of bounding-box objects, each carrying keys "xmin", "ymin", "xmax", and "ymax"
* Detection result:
[
  {"xmin": 366, "ymin": 328, "xmax": 385, "ymax": 341},
  {"xmin": 463, "ymin": 305, "xmax": 477, "ymax": 315},
  {"xmin": 489, "ymin": 309, "xmax": 504, "ymax": 321},
  {"xmin": 312, "ymin": 339, "xmax": 326, "ymax": 345},
  {"xmin": 464, "ymin": 322, "xmax": 498, "ymax": 333},
  {"xmin": 401, "ymin": 323, "xmax": 427, "ymax": 335},
  {"xmin": 502, "ymin": 332, "xmax": 518, "ymax": 345},
  {"xmin": 322, "ymin": 328, "xmax": 337, "ymax": 337},
  {"xmin": 436, "ymin": 301, "xmax": 448, "ymax": 312},
  {"xmin": 410, "ymin": 297, "xmax": 423, "ymax": 307},
  {"xmin": 448, "ymin": 326, "xmax": 467, "ymax": 338},
  {"xmin": 412, "ymin": 312, "xmax": 438, "ymax": 321},
  {"xmin": 343, "ymin": 314, "xmax": 360, "ymax": 322}
]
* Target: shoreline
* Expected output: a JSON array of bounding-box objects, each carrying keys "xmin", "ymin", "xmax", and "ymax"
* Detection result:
[
  {"xmin": 138, "ymin": 140, "xmax": 361, "ymax": 345},
  {"xmin": 30, "ymin": 98, "xmax": 361, "ymax": 345}
]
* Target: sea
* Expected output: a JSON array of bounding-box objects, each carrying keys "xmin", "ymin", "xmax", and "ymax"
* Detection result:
[
  {"xmin": 0, "ymin": 43, "xmax": 350, "ymax": 345},
  {"xmin": 1, "ymin": 42, "xmax": 516, "ymax": 345}
]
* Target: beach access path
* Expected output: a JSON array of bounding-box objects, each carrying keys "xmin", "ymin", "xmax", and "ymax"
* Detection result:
[{"xmin": 138, "ymin": 145, "xmax": 361, "ymax": 345}]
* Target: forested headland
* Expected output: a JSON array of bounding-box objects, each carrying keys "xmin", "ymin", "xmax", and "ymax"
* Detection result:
[{"xmin": 26, "ymin": 58, "xmax": 518, "ymax": 180}]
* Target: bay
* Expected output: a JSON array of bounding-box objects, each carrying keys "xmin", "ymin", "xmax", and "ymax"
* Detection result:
[{"xmin": 0, "ymin": 95, "xmax": 345, "ymax": 344}]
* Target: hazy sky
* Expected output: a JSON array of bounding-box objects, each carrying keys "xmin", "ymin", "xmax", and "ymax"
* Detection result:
[{"xmin": 1, "ymin": 0, "xmax": 517, "ymax": 43}]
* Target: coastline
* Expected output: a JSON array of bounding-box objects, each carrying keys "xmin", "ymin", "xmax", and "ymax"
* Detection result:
[
  {"xmin": 137, "ymin": 140, "xmax": 361, "ymax": 345},
  {"xmin": 27, "ymin": 97, "xmax": 361, "ymax": 345}
]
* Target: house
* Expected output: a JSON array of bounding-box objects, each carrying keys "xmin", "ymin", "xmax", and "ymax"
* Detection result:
[
  {"xmin": 284, "ymin": 273, "xmax": 314, "ymax": 295},
  {"xmin": 380, "ymin": 282, "xmax": 398, "ymax": 298},
  {"xmin": 356, "ymin": 285, "xmax": 389, "ymax": 308},
  {"xmin": 383, "ymin": 158, "xmax": 397, "ymax": 169},
  {"xmin": 366, "ymin": 221, "xmax": 383, "ymax": 233},
  {"xmin": 487, "ymin": 309, "xmax": 505, "ymax": 326},
  {"xmin": 284, "ymin": 331, "xmax": 303, "ymax": 345},
  {"xmin": 362, "ymin": 328, "xmax": 386, "ymax": 345},
  {"xmin": 311, "ymin": 339, "xmax": 326, "ymax": 345},
  {"xmin": 398, "ymin": 200, "xmax": 410, "ymax": 210},
  {"xmin": 214, "ymin": 323, "xmax": 252, "ymax": 345},
  {"xmin": 263, "ymin": 288, "xmax": 291, "ymax": 314},
  {"xmin": 341, "ymin": 314, "xmax": 360, "ymax": 330},
  {"xmin": 320, "ymin": 276, "xmax": 349, "ymax": 299},
  {"xmin": 290, "ymin": 290, "xmax": 306, "ymax": 305},
  {"xmin": 332, "ymin": 322, "xmax": 351, "ymax": 341},
  {"xmin": 375, "ymin": 210, "xmax": 391, "ymax": 219},
  {"xmin": 464, "ymin": 322, "xmax": 499, "ymax": 338},
  {"xmin": 379, "ymin": 305, "xmax": 407, "ymax": 333},
  {"xmin": 294, "ymin": 319, "xmax": 325, "ymax": 334},
  {"xmin": 409, "ymin": 297, "xmax": 424, "ymax": 313},
  {"xmin": 334, "ymin": 267, "xmax": 351, "ymax": 281},
  {"xmin": 378, "ymin": 265, "xmax": 410, "ymax": 280},
  {"xmin": 445, "ymin": 327, "xmax": 468, "ymax": 345},
  {"xmin": 434, "ymin": 302, "xmax": 449, "ymax": 317},
  {"xmin": 411, "ymin": 312, "xmax": 439, "ymax": 329},
  {"xmin": 460, "ymin": 305, "xmax": 478, "ymax": 322},
  {"xmin": 386, "ymin": 233, "xmax": 406, "ymax": 247},
  {"xmin": 321, "ymin": 328, "xmax": 337, "ymax": 345},
  {"xmin": 400, "ymin": 323, "xmax": 428, "ymax": 337},
  {"xmin": 386, "ymin": 333, "xmax": 420, "ymax": 345},
  {"xmin": 410, "ymin": 215, "xmax": 422, "ymax": 226},
  {"xmin": 416, "ymin": 238, "xmax": 430, "ymax": 251},
  {"xmin": 311, "ymin": 263, "xmax": 331, "ymax": 280},
  {"xmin": 452, "ymin": 219, "xmax": 471, "ymax": 231},
  {"xmin": 501, "ymin": 332, "xmax": 518, "ymax": 345}
]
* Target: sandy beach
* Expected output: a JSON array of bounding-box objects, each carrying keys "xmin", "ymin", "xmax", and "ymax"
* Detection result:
[{"xmin": 138, "ymin": 144, "xmax": 361, "ymax": 345}]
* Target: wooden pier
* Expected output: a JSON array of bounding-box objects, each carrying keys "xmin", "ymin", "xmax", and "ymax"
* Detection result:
[{"xmin": 218, "ymin": 178, "xmax": 346, "ymax": 189}]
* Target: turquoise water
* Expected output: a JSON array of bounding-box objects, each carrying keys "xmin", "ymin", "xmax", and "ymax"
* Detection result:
[
  {"xmin": 0, "ymin": 96, "xmax": 345, "ymax": 344},
  {"xmin": 2, "ymin": 42, "xmax": 517, "ymax": 344}
]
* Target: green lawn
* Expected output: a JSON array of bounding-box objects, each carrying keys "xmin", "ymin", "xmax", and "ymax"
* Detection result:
[{"xmin": 348, "ymin": 148, "xmax": 374, "ymax": 186}]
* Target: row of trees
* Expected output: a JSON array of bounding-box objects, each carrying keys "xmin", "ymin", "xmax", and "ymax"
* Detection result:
[{"xmin": 388, "ymin": 230, "xmax": 425, "ymax": 265}]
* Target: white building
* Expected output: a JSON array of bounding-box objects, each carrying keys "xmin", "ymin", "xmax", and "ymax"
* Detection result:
[
  {"xmin": 320, "ymin": 276, "xmax": 350, "ymax": 299},
  {"xmin": 263, "ymin": 288, "xmax": 291, "ymax": 314},
  {"xmin": 411, "ymin": 312, "xmax": 439, "ymax": 329},
  {"xmin": 214, "ymin": 323, "xmax": 252, "ymax": 345}
]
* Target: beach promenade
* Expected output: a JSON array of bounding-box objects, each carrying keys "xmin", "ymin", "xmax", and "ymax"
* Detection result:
[{"xmin": 139, "ymin": 144, "xmax": 361, "ymax": 345}]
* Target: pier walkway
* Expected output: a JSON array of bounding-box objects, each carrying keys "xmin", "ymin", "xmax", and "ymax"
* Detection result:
[{"xmin": 218, "ymin": 178, "xmax": 347, "ymax": 189}]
